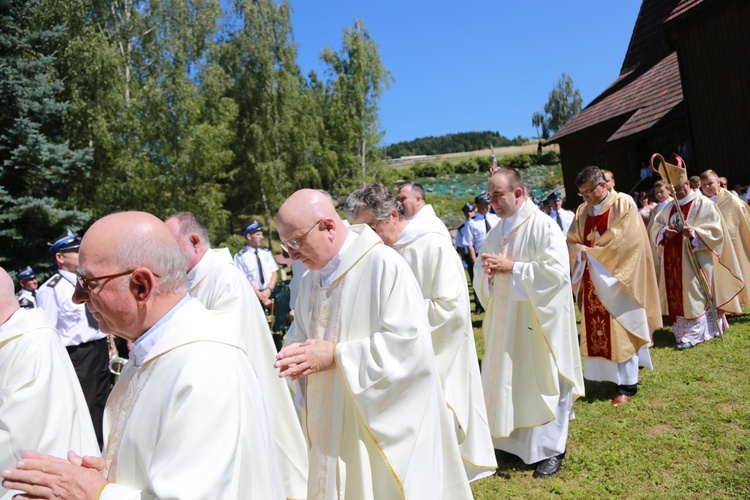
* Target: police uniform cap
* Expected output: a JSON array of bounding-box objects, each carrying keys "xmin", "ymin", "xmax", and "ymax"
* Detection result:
[
  {"xmin": 243, "ymin": 220, "xmax": 263, "ymax": 236},
  {"xmin": 546, "ymin": 192, "xmax": 562, "ymax": 202},
  {"xmin": 461, "ymin": 203, "xmax": 476, "ymax": 212},
  {"xmin": 18, "ymin": 266, "xmax": 36, "ymax": 280},
  {"xmin": 49, "ymin": 231, "xmax": 81, "ymax": 255},
  {"xmin": 474, "ymin": 194, "xmax": 490, "ymax": 204}
]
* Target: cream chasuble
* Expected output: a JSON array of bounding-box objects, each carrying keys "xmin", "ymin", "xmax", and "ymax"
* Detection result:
[
  {"xmin": 393, "ymin": 213, "xmax": 496, "ymax": 482},
  {"xmin": 651, "ymin": 190, "xmax": 743, "ymax": 319},
  {"xmin": 0, "ymin": 309, "xmax": 100, "ymax": 500},
  {"xmin": 188, "ymin": 247, "xmax": 308, "ymax": 499},
  {"xmin": 714, "ymin": 188, "xmax": 750, "ymax": 307},
  {"xmin": 473, "ymin": 199, "xmax": 584, "ymax": 440},
  {"xmin": 101, "ymin": 299, "xmax": 284, "ymax": 500},
  {"xmin": 568, "ymin": 191, "xmax": 661, "ymax": 364},
  {"xmin": 287, "ymin": 225, "xmax": 472, "ymax": 500}
]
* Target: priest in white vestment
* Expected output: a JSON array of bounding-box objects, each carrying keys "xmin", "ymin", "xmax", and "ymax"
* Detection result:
[
  {"xmin": 0, "ymin": 268, "xmax": 100, "ymax": 500},
  {"xmin": 274, "ymin": 189, "xmax": 473, "ymax": 500},
  {"xmin": 165, "ymin": 212, "xmax": 308, "ymax": 499},
  {"xmin": 473, "ymin": 169, "xmax": 584, "ymax": 479},
  {"xmin": 344, "ymin": 183, "xmax": 496, "ymax": 482},
  {"xmin": 1, "ymin": 212, "xmax": 284, "ymax": 500},
  {"xmin": 699, "ymin": 170, "xmax": 750, "ymax": 307}
]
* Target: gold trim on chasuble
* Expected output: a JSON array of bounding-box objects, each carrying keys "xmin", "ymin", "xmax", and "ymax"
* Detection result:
[
  {"xmin": 105, "ymin": 364, "xmax": 156, "ymax": 483},
  {"xmin": 305, "ymin": 278, "xmax": 343, "ymax": 499}
]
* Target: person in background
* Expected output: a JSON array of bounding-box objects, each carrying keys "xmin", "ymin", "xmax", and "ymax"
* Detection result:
[
  {"xmin": 234, "ymin": 221, "xmax": 278, "ymax": 310},
  {"xmin": 15, "ymin": 266, "xmax": 37, "ymax": 309},
  {"xmin": 36, "ymin": 231, "xmax": 110, "ymax": 449},
  {"xmin": 546, "ymin": 192, "xmax": 574, "ymax": 236},
  {"xmin": 456, "ymin": 203, "xmax": 476, "ymax": 281}
]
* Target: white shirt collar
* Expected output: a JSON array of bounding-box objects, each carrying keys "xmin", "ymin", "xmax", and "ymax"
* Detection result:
[
  {"xmin": 678, "ymin": 189, "xmax": 699, "ymax": 206},
  {"xmin": 130, "ymin": 294, "xmax": 191, "ymax": 367},
  {"xmin": 500, "ymin": 208, "xmax": 521, "ymax": 238},
  {"xmin": 186, "ymin": 253, "xmax": 205, "ymax": 289},
  {"xmin": 592, "ymin": 191, "xmax": 610, "ymax": 216},
  {"xmin": 319, "ymin": 230, "xmax": 357, "ymax": 288}
]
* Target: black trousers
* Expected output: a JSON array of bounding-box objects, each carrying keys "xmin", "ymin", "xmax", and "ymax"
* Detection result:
[{"xmin": 67, "ymin": 338, "xmax": 112, "ymax": 449}]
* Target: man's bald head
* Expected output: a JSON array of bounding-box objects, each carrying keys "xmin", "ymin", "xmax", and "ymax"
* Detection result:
[
  {"xmin": 74, "ymin": 212, "xmax": 187, "ymax": 340},
  {"xmin": 81, "ymin": 212, "xmax": 187, "ymax": 295},
  {"xmin": 0, "ymin": 267, "xmax": 20, "ymax": 326},
  {"xmin": 276, "ymin": 189, "xmax": 348, "ymax": 270}
]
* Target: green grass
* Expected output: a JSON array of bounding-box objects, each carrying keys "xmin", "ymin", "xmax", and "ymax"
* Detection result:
[{"xmin": 469, "ymin": 285, "xmax": 750, "ymax": 498}]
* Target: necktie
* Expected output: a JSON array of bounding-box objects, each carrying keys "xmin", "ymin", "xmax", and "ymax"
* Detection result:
[
  {"xmin": 484, "ymin": 217, "xmax": 491, "ymax": 233},
  {"xmin": 556, "ymin": 211, "xmax": 563, "ymax": 230},
  {"xmin": 255, "ymin": 248, "xmax": 265, "ymax": 286}
]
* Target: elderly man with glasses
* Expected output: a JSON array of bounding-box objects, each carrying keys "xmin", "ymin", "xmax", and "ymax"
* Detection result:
[
  {"xmin": 2, "ymin": 212, "xmax": 284, "ymax": 499},
  {"xmin": 344, "ymin": 182, "xmax": 496, "ymax": 483},
  {"xmin": 568, "ymin": 166, "xmax": 662, "ymax": 407},
  {"xmin": 274, "ymin": 189, "xmax": 473, "ymax": 499}
]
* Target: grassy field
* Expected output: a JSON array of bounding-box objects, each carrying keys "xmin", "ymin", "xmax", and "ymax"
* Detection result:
[
  {"xmin": 390, "ymin": 142, "xmax": 560, "ymax": 168},
  {"xmin": 469, "ymin": 304, "xmax": 750, "ymax": 498}
]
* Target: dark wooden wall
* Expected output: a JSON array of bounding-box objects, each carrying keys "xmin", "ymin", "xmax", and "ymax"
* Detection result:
[{"xmin": 666, "ymin": 0, "xmax": 750, "ymax": 186}]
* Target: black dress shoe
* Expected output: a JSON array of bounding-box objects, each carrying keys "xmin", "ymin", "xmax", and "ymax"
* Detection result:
[
  {"xmin": 494, "ymin": 449, "xmax": 522, "ymax": 463},
  {"xmin": 676, "ymin": 341, "xmax": 694, "ymax": 350},
  {"xmin": 533, "ymin": 452, "xmax": 565, "ymax": 478}
]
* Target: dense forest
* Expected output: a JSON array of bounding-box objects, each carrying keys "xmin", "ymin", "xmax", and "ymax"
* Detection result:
[
  {"xmin": 0, "ymin": 0, "xmax": 395, "ymax": 275},
  {"xmin": 386, "ymin": 131, "xmax": 527, "ymax": 158}
]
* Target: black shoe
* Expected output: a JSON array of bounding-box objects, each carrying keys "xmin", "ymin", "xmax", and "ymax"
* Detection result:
[
  {"xmin": 494, "ymin": 449, "xmax": 521, "ymax": 463},
  {"xmin": 533, "ymin": 452, "xmax": 565, "ymax": 478},
  {"xmin": 676, "ymin": 342, "xmax": 693, "ymax": 350}
]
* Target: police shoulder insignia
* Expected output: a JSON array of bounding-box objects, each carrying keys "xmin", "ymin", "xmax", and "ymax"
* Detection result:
[{"xmin": 46, "ymin": 274, "xmax": 63, "ymax": 288}]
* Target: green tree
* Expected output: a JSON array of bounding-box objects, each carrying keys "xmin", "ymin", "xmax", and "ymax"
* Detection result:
[
  {"xmin": 321, "ymin": 18, "xmax": 393, "ymax": 191},
  {"xmin": 221, "ymin": 0, "xmax": 306, "ymax": 236},
  {"xmin": 531, "ymin": 72, "xmax": 583, "ymax": 138},
  {"xmin": 42, "ymin": 0, "xmax": 234, "ymax": 239},
  {"xmin": 0, "ymin": 0, "xmax": 92, "ymax": 276}
]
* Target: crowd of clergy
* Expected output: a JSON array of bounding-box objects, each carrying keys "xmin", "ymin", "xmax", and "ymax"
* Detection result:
[{"xmin": 1, "ymin": 151, "xmax": 748, "ymax": 499}]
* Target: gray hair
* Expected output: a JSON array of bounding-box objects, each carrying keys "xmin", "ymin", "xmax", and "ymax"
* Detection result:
[
  {"xmin": 117, "ymin": 225, "xmax": 187, "ymax": 295},
  {"xmin": 575, "ymin": 166, "xmax": 605, "ymax": 187},
  {"xmin": 166, "ymin": 212, "xmax": 210, "ymax": 247},
  {"xmin": 345, "ymin": 182, "xmax": 404, "ymax": 221}
]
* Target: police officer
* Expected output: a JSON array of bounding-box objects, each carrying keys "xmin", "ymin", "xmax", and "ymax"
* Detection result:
[
  {"xmin": 456, "ymin": 203, "xmax": 476, "ymax": 281},
  {"xmin": 36, "ymin": 230, "xmax": 111, "ymax": 448},
  {"xmin": 546, "ymin": 191, "xmax": 575, "ymax": 236},
  {"xmin": 234, "ymin": 221, "xmax": 279, "ymax": 310},
  {"xmin": 15, "ymin": 266, "xmax": 38, "ymax": 309},
  {"xmin": 466, "ymin": 194, "xmax": 500, "ymax": 314}
]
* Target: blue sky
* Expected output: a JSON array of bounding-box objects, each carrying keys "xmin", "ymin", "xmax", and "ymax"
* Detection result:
[{"xmin": 290, "ymin": 1, "xmax": 642, "ymax": 145}]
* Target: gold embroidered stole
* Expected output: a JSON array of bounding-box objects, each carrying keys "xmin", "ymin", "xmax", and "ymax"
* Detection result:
[
  {"xmin": 104, "ymin": 362, "xmax": 156, "ymax": 482},
  {"xmin": 306, "ymin": 278, "xmax": 345, "ymax": 500}
]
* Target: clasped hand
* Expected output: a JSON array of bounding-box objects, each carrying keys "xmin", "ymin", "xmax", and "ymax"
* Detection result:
[
  {"xmin": 275, "ymin": 338, "xmax": 335, "ymax": 381},
  {"xmin": 1, "ymin": 450, "xmax": 107, "ymax": 499},
  {"xmin": 481, "ymin": 252, "xmax": 514, "ymax": 278}
]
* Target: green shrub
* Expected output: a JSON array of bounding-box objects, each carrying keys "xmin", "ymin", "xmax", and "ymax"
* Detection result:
[{"xmin": 501, "ymin": 154, "xmax": 533, "ymax": 169}]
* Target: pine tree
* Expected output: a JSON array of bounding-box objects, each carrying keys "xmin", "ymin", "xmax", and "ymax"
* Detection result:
[{"xmin": 0, "ymin": 0, "xmax": 91, "ymax": 277}]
